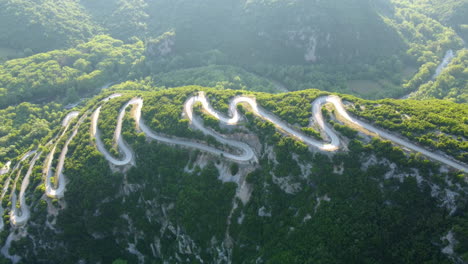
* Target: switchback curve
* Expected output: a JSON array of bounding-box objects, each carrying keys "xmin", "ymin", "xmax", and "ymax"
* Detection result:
[
  {"xmin": 3, "ymin": 91, "xmax": 468, "ymax": 229},
  {"xmin": 10, "ymin": 151, "xmax": 41, "ymax": 226},
  {"xmin": 44, "ymin": 111, "xmax": 84, "ymax": 198},
  {"xmin": 93, "ymin": 92, "xmax": 468, "ymax": 173},
  {"xmin": 0, "ymin": 151, "xmax": 35, "ymax": 230}
]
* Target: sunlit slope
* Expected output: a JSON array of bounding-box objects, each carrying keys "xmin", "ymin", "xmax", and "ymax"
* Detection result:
[{"xmin": 1, "ymin": 87, "xmax": 466, "ymax": 263}]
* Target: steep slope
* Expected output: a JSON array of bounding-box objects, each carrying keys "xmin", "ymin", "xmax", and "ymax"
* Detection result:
[
  {"xmin": 1, "ymin": 0, "xmax": 464, "ymax": 100},
  {"xmin": 0, "ymin": 35, "xmax": 144, "ymax": 108},
  {"xmin": 0, "ymin": 87, "xmax": 466, "ymax": 263},
  {"xmin": 412, "ymin": 49, "xmax": 468, "ymax": 103},
  {"xmin": 401, "ymin": 0, "xmax": 468, "ymax": 40},
  {"xmin": 145, "ymin": 0, "xmax": 404, "ymax": 65},
  {"xmin": 0, "ymin": 0, "xmax": 100, "ymax": 53},
  {"xmin": 80, "ymin": 0, "xmax": 148, "ymax": 41},
  {"xmin": 0, "ymin": 102, "xmax": 63, "ymax": 162}
]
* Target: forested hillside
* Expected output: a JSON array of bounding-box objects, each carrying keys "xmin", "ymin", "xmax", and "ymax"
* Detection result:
[
  {"xmin": 0, "ymin": 0, "xmax": 467, "ymax": 263},
  {"xmin": 0, "ymin": 87, "xmax": 466, "ymax": 263},
  {"xmin": 0, "ymin": 35, "xmax": 143, "ymax": 107},
  {"xmin": 0, "ymin": 0, "xmax": 99, "ymax": 53},
  {"xmin": 412, "ymin": 49, "xmax": 468, "ymax": 102},
  {"xmin": 401, "ymin": 0, "xmax": 468, "ymax": 40},
  {"xmin": 0, "ymin": 0, "xmax": 465, "ymax": 101},
  {"xmin": 0, "ymin": 102, "xmax": 62, "ymax": 163}
]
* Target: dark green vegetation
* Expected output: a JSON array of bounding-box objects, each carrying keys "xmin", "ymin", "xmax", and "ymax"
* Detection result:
[
  {"xmin": 152, "ymin": 65, "xmax": 279, "ymax": 93},
  {"xmin": 0, "ymin": 35, "xmax": 143, "ymax": 107},
  {"xmin": 350, "ymin": 98, "xmax": 468, "ymax": 163},
  {"xmin": 146, "ymin": 0, "xmax": 403, "ymax": 64},
  {"xmin": 232, "ymin": 139, "xmax": 452, "ymax": 263},
  {"xmin": 0, "ymin": 102, "xmax": 63, "ymax": 163},
  {"xmin": 0, "ymin": 87, "xmax": 466, "ymax": 263},
  {"xmin": 0, "ymin": 0, "xmax": 467, "ymax": 263},
  {"xmin": 0, "ymin": 0, "xmax": 466, "ymax": 102},
  {"xmin": 0, "ymin": 0, "xmax": 99, "ymax": 53},
  {"xmin": 413, "ymin": 50, "xmax": 468, "ymax": 103},
  {"xmin": 403, "ymin": 0, "xmax": 468, "ymax": 40}
]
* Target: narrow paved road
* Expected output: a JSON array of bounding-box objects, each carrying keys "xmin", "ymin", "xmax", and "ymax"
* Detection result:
[
  {"xmin": 325, "ymin": 96, "xmax": 468, "ymax": 173},
  {"xmin": 92, "ymin": 105, "xmax": 135, "ymax": 166},
  {"xmin": 44, "ymin": 112, "xmax": 84, "ymax": 198},
  {"xmin": 93, "ymin": 92, "xmax": 467, "ymax": 173},
  {"xmin": 9, "ymin": 111, "xmax": 83, "ymax": 226},
  {"xmin": 0, "ymin": 152, "xmax": 35, "ymax": 230},
  {"xmin": 93, "ymin": 97, "xmax": 256, "ymax": 164},
  {"xmin": 10, "ymin": 152, "xmax": 41, "ymax": 226},
  {"xmin": 0, "ymin": 90, "xmax": 466, "ymax": 234},
  {"xmin": 90, "ymin": 94, "xmax": 137, "ymax": 166}
]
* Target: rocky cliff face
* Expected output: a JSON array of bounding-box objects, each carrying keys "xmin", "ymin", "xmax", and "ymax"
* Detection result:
[
  {"xmin": 1, "ymin": 89, "xmax": 466, "ymax": 263},
  {"xmin": 147, "ymin": 0, "xmax": 405, "ymax": 65}
]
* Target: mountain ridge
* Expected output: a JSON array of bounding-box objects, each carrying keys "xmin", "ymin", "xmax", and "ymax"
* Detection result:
[{"xmin": 0, "ymin": 87, "xmax": 466, "ymax": 263}]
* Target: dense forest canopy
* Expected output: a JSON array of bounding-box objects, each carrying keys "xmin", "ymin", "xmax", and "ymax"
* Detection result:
[
  {"xmin": 0, "ymin": 87, "xmax": 466, "ymax": 263},
  {"xmin": 0, "ymin": 0, "xmax": 466, "ymax": 263},
  {"xmin": 412, "ymin": 49, "xmax": 468, "ymax": 103},
  {"xmin": 0, "ymin": 35, "xmax": 144, "ymax": 107},
  {"xmin": 0, "ymin": 0, "xmax": 99, "ymax": 52},
  {"xmin": 402, "ymin": 0, "xmax": 468, "ymax": 40},
  {"xmin": 0, "ymin": 0, "xmax": 465, "ymax": 101}
]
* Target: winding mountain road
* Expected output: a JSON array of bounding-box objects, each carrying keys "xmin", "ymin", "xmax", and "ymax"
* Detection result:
[
  {"xmin": 1, "ymin": 88, "xmax": 466, "ymax": 264},
  {"xmin": 0, "ymin": 152, "xmax": 35, "ymax": 231},
  {"xmin": 90, "ymin": 93, "xmax": 137, "ymax": 166},
  {"xmin": 93, "ymin": 92, "xmax": 467, "ymax": 173},
  {"xmin": 323, "ymin": 96, "xmax": 468, "ymax": 173},
  {"xmin": 10, "ymin": 151, "xmax": 41, "ymax": 226},
  {"xmin": 6, "ymin": 111, "xmax": 83, "ymax": 227},
  {"xmin": 93, "ymin": 96, "xmax": 257, "ymax": 164},
  {"xmin": 2, "ymin": 91, "xmax": 467, "ymax": 229},
  {"xmin": 44, "ymin": 111, "xmax": 83, "ymax": 198}
]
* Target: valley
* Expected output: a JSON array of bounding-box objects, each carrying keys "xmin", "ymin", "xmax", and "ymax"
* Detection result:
[
  {"xmin": 0, "ymin": 87, "xmax": 466, "ymax": 263},
  {"xmin": 0, "ymin": 0, "xmax": 467, "ymax": 263}
]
